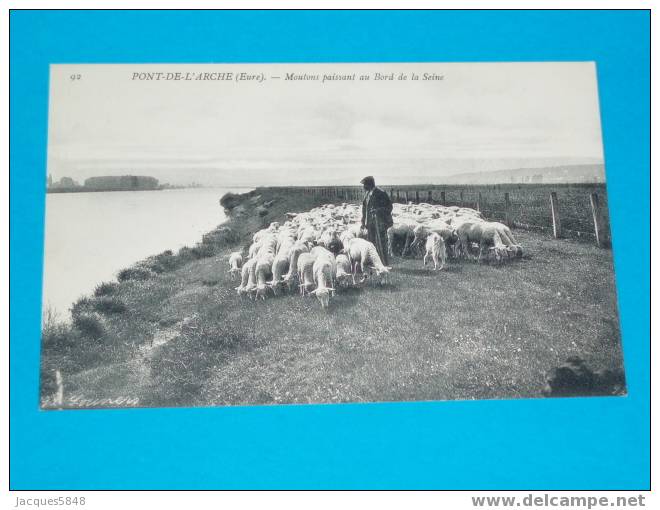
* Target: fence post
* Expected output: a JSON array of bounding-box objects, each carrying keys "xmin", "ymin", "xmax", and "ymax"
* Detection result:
[
  {"xmin": 460, "ymin": 191, "xmax": 464, "ymax": 207},
  {"xmin": 415, "ymin": 190, "xmax": 420, "ymax": 203},
  {"xmin": 404, "ymin": 191, "xmax": 409, "ymax": 203},
  {"xmin": 427, "ymin": 190, "xmax": 433, "ymax": 203},
  {"xmin": 440, "ymin": 191, "xmax": 446, "ymax": 206},
  {"xmin": 590, "ymin": 192, "xmax": 603, "ymax": 247},
  {"xmin": 504, "ymin": 192, "xmax": 511, "ymax": 226},
  {"xmin": 550, "ymin": 191, "xmax": 562, "ymax": 238},
  {"xmin": 477, "ymin": 192, "xmax": 482, "ymax": 212}
]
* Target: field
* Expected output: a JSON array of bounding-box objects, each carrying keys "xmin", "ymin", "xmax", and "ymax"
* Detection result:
[{"xmin": 39, "ymin": 187, "xmax": 624, "ymax": 409}]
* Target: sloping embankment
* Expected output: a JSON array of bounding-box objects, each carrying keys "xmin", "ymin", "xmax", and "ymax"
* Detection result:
[{"xmin": 40, "ymin": 187, "xmax": 624, "ymax": 409}]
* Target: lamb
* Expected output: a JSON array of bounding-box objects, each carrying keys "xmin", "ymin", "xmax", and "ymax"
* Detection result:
[
  {"xmin": 345, "ymin": 238, "xmax": 391, "ymax": 284},
  {"xmin": 423, "ymin": 232, "xmax": 446, "ymax": 271},
  {"xmin": 228, "ymin": 251, "xmax": 243, "ymax": 276},
  {"xmin": 311, "ymin": 249, "xmax": 336, "ymax": 309},
  {"xmin": 456, "ymin": 221, "xmax": 509, "ymax": 263},
  {"xmin": 236, "ymin": 257, "xmax": 258, "ymax": 297}
]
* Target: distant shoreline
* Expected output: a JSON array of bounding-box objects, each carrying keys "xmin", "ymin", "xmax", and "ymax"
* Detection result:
[
  {"xmin": 45, "ymin": 186, "xmax": 221, "ymax": 194},
  {"xmin": 46, "ymin": 188, "xmax": 163, "ymax": 194}
]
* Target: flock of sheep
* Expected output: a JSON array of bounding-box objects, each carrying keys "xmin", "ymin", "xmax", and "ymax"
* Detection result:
[{"xmin": 228, "ymin": 202, "xmax": 523, "ymax": 308}]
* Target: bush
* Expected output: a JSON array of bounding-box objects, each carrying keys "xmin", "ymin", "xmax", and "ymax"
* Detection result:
[
  {"xmin": 201, "ymin": 226, "xmax": 238, "ymax": 247},
  {"xmin": 219, "ymin": 192, "xmax": 242, "ymax": 210},
  {"xmin": 93, "ymin": 297, "xmax": 128, "ymax": 315},
  {"xmin": 154, "ymin": 250, "xmax": 178, "ymax": 271},
  {"xmin": 117, "ymin": 266, "xmax": 153, "ymax": 282},
  {"xmin": 176, "ymin": 246, "xmax": 195, "ymax": 264},
  {"xmin": 190, "ymin": 243, "xmax": 215, "ymax": 259},
  {"xmin": 94, "ymin": 281, "xmax": 119, "ymax": 297},
  {"xmin": 72, "ymin": 311, "xmax": 106, "ymax": 340},
  {"xmin": 70, "ymin": 296, "xmax": 93, "ymax": 318}
]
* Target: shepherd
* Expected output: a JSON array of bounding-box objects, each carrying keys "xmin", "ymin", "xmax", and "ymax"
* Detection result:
[{"xmin": 360, "ymin": 176, "xmax": 394, "ymax": 266}]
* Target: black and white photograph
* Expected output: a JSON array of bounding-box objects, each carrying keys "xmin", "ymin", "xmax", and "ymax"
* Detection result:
[{"xmin": 40, "ymin": 62, "xmax": 626, "ymax": 409}]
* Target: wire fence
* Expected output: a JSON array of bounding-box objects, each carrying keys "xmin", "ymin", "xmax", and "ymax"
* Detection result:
[{"xmin": 293, "ymin": 183, "xmax": 612, "ymax": 247}]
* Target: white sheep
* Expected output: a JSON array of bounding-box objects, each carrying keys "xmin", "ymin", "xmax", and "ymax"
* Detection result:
[
  {"xmin": 297, "ymin": 252, "xmax": 317, "ymax": 296},
  {"xmin": 311, "ymin": 249, "xmax": 336, "ymax": 309},
  {"xmin": 228, "ymin": 251, "xmax": 243, "ymax": 276},
  {"xmin": 282, "ymin": 241, "xmax": 309, "ymax": 290},
  {"xmin": 335, "ymin": 253, "xmax": 352, "ymax": 286},
  {"xmin": 253, "ymin": 252, "xmax": 275, "ymax": 300},
  {"xmin": 268, "ymin": 237, "xmax": 295, "ymax": 295},
  {"xmin": 345, "ymin": 238, "xmax": 391, "ymax": 285},
  {"xmin": 387, "ymin": 222, "xmax": 416, "ymax": 257},
  {"xmin": 236, "ymin": 257, "xmax": 258, "ymax": 297}
]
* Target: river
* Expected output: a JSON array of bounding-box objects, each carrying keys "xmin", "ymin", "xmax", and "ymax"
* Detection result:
[{"xmin": 42, "ymin": 187, "xmax": 250, "ymax": 319}]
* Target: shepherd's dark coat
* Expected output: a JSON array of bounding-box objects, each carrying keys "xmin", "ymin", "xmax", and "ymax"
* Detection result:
[{"xmin": 361, "ymin": 187, "xmax": 393, "ymax": 265}]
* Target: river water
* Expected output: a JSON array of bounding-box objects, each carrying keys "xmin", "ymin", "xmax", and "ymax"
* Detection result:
[{"xmin": 42, "ymin": 187, "xmax": 250, "ymax": 318}]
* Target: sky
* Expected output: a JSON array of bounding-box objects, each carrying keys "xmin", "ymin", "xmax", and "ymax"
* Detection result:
[{"xmin": 47, "ymin": 62, "xmax": 605, "ymax": 186}]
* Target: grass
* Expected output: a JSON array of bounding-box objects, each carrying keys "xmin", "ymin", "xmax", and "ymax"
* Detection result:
[{"xmin": 39, "ymin": 187, "xmax": 624, "ymax": 409}]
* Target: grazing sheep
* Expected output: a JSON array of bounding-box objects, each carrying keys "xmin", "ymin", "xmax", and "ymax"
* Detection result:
[
  {"xmin": 282, "ymin": 241, "xmax": 309, "ymax": 290},
  {"xmin": 234, "ymin": 199, "xmax": 523, "ymax": 307},
  {"xmin": 335, "ymin": 254, "xmax": 352, "ymax": 286},
  {"xmin": 456, "ymin": 221, "xmax": 516, "ymax": 263},
  {"xmin": 236, "ymin": 257, "xmax": 258, "ymax": 297},
  {"xmin": 411, "ymin": 221, "xmax": 458, "ymax": 258},
  {"xmin": 346, "ymin": 238, "xmax": 391, "ymax": 284},
  {"xmin": 254, "ymin": 234, "xmax": 278, "ymax": 259},
  {"xmin": 491, "ymin": 222, "xmax": 523, "ymax": 258},
  {"xmin": 311, "ymin": 249, "xmax": 336, "ymax": 309},
  {"xmin": 268, "ymin": 254, "xmax": 290, "ymax": 296},
  {"xmin": 297, "ymin": 252, "xmax": 317, "ymax": 296},
  {"xmin": 455, "ymin": 221, "xmax": 485, "ymax": 261},
  {"xmin": 423, "ymin": 232, "xmax": 446, "ymax": 271},
  {"xmin": 387, "ymin": 222, "xmax": 416, "ymax": 257},
  {"xmin": 228, "ymin": 251, "xmax": 243, "ymax": 276},
  {"xmin": 268, "ymin": 237, "xmax": 295, "ymax": 295},
  {"xmin": 253, "ymin": 253, "xmax": 275, "ymax": 300}
]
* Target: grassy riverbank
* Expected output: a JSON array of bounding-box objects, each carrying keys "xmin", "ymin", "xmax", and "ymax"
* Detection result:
[{"xmin": 40, "ymin": 187, "xmax": 625, "ymax": 409}]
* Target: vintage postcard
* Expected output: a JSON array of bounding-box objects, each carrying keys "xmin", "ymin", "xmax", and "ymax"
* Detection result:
[{"xmin": 40, "ymin": 62, "xmax": 625, "ymax": 409}]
